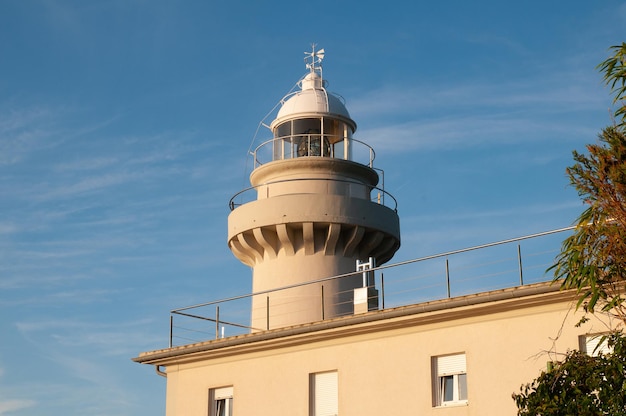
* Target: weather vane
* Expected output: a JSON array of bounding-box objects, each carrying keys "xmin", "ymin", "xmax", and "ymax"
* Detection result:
[{"xmin": 304, "ymin": 44, "xmax": 325, "ymax": 73}]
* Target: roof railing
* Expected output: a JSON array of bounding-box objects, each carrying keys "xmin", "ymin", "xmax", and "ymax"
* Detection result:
[{"xmin": 167, "ymin": 225, "xmax": 575, "ymax": 347}]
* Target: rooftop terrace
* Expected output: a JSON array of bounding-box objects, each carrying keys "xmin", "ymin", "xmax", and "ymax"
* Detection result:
[{"xmin": 166, "ymin": 225, "xmax": 574, "ymax": 348}]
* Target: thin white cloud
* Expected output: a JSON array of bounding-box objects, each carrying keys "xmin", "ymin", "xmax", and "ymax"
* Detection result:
[
  {"xmin": 9, "ymin": 247, "xmax": 95, "ymax": 260},
  {"xmin": 464, "ymin": 33, "xmax": 530, "ymax": 56},
  {"xmin": 0, "ymin": 288, "xmax": 123, "ymax": 307},
  {"xmin": 54, "ymin": 354, "xmax": 118, "ymax": 386},
  {"xmin": 0, "ymin": 110, "xmax": 60, "ymax": 166},
  {"xmin": 348, "ymin": 75, "xmax": 606, "ymax": 120},
  {"xmin": 404, "ymin": 200, "xmax": 582, "ymax": 225},
  {"xmin": 2, "ymin": 128, "xmax": 226, "ymax": 204},
  {"xmin": 0, "ymin": 223, "xmax": 18, "ymax": 234},
  {"xmin": 36, "ymin": 171, "xmax": 144, "ymax": 200},
  {"xmin": 344, "ymin": 67, "xmax": 608, "ymax": 155},
  {"xmin": 16, "ymin": 317, "xmax": 152, "ymax": 333},
  {"xmin": 0, "ymin": 365, "xmax": 37, "ymax": 414},
  {"xmin": 41, "ymin": 0, "xmax": 84, "ymax": 33},
  {"xmin": 16, "ymin": 317, "xmax": 162, "ymax": 358},
  {"xmin": 0, "ymin": 107, "xmax": 52, "ymax": 133},
  {"xmin": 54, "ymin": 156, "xmax": 120, "ymax": 172},
  {"xmin": 0, "ymin": 272, "xmax": 89, "ymax": 291},
  {"xmin": 359, "ymin": 114, "xmax": 597, "ymax": 153},
  {"xmin": 0, "ymin": 105, "xmax": 121, "ymax": 167},
  {"xmin": 0, "ymin": 399, "xmax": 37, "ymax": 415}
]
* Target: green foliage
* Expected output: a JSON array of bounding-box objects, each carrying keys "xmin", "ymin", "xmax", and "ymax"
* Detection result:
[
  {"xmin": 550, "ymin": 43, "xmax": 626, "ymax": 322},
  {"xmin": 515, "ymin": 44, "xmax": 626, "ymax": 415},
  {"xmin": 550, "ymin": 127, "xmax": 626, "ymax": 320},
  {"xmin": 598, "ymin": 43, "xmax": 626, "ymax": 128},
  {"xmin": 513, "ymin": 332, "xmax": 626, "ymax": 416}
]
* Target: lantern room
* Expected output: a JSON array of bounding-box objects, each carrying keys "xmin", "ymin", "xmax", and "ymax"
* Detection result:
[{"xmin": 266, "ymin": 48, "xmax": 358, "ymax": 162}]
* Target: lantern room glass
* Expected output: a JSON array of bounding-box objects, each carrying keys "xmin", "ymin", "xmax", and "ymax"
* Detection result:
[{"xmin": 272, "ymin": 117, "xmax": 353, "ymax": 161}]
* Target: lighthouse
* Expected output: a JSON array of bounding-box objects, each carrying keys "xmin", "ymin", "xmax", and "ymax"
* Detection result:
[
  {"xmin": 227, "ymin": 46, "xmax": 400, "ymax": 330},
  {"xmin": 132, "ymin": 46, "xmax": 607, "ymax": 416}
]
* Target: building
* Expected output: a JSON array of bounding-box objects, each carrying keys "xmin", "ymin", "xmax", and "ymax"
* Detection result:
[{"xmin": 133, "ymin": 48, "xmax": 613, "ymax": 415}]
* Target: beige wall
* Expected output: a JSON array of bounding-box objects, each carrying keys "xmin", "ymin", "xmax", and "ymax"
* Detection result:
[{"xmin": 136, "ymin": 286, "xmax": 617, "ymax": 416}]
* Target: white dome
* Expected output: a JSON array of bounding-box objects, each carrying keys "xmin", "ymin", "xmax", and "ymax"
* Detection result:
[{"xmin": 272, "ymin": 72, "xmax": 354, "ymax": 129}]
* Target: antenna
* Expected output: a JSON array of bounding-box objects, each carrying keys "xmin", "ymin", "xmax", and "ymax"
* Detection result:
[{"xmin": 304, "ymin": 44, "xmax": 325, "ymax": 74}]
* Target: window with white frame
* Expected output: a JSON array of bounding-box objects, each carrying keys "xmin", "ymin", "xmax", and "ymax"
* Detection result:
[
  {"xmin": 433, "ymin": 353, "xmax": 468, "ymax": 407},
  {"xmin": 310, "ymin": 370, "xmax": 338, "ymax": 416},
  {"xmin": 581, "ymin": 333, "xmax": 612, "ymax": 357},
  {"xmin": 209, "ymin": 386, "xmax": 233, "ymax": 416}
]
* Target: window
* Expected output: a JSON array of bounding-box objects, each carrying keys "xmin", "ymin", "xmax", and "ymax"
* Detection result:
[
  {"xmin": 310, "ymin": 371, "xmax": 338, "ymax": 416},
  {"xmin": 433, "ymin": 353, "xmax": 468, "ymax": 407},
  {"xmin": 581, "ymin": 333, "xmax": 612, "ymax": 357},
  {"xmin": 209, "ymin": 386, "xmax": 233, "ymax": 416}
]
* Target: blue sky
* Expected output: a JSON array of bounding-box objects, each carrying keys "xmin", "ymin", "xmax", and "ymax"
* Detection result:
[{"xmin": 1, "ymin": 1, "xmax": 625, "ymax": 414}]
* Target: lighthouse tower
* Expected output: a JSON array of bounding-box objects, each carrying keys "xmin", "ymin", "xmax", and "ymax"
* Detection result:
[{"xmin": 228, "ymin": 47, "xmax": 400, "ymax": 330}]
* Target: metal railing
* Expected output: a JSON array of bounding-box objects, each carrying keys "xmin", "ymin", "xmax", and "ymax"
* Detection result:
[
  {"xmin": 252, "ymin": 135, "xmax": 376, "ymax": 168},
  {"xmin": 228, "ymin": 177, "xmax": 398, "ymax": 212},
  {"xmin": 167, "ymin": 225, "xmax": 575, "ymax": 347}
]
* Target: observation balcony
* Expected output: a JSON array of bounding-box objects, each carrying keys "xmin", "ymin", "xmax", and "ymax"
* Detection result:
[{"xmin": 232, "ymin": 135, "xmax": 395, "ymax": 212}]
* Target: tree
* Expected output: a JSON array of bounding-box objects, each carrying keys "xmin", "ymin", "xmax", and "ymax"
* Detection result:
[
  {"xmin": 551, "ymin": 126, "xmax": 626, "ymax": 321},
  {"xmin": 551, "ymin": 43, "xmax": 626, "ymax": 322},
  {"xmin": 598, "ymin": 42, "xmax": 626, "ymax": 129},
  {"xmin": 513, "ymin": 44, "xmax": 626, "ymax": 415},
  {"xmin": 513, "ymin": 333, "xmax": 626, "ymax": 416}
]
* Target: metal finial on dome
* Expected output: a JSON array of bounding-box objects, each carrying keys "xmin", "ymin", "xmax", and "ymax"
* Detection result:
[{"xmin": 304, "ymin": 44, "xmax": 325, "ymax": 74}]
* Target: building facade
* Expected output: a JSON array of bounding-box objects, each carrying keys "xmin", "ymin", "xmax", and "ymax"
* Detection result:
[
  {"xmin": 134, "ymin": 48, "xmax": 613, "ymax": 415},
  {"xmin": 134, "ymin": 283, "xmax": 613, "ymax": 415}
]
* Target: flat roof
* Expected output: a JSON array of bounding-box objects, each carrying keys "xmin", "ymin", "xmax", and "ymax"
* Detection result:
[{"xmin": 133, "ymin": 281, "xmax": 575, "ymax": 365}]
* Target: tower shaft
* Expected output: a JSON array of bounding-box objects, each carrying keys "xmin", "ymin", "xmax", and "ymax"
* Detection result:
[{"xmin": 227, "ymin": 47, "xmax": 400, "ymax": 330}]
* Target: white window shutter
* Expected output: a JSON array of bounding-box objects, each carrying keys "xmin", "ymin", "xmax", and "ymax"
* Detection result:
[
  {"xmin": 585, "ymin": 334, "xmax": 612, "ymax": 356},
  {"xmin": 312, "ymin": 371, "xmax": 338, "ymax": 416},
  {"xmin": 437, "ymin": 353, "xmax": 466, "ymax": 376},
  {"xmin": 213, "ymin": 386, "xmax": 233, "ymax": 400}
]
